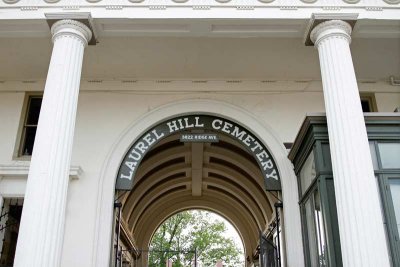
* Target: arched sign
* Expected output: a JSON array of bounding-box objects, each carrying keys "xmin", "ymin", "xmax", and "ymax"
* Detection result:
[{"xmin": 116, "ymin": 115, "xmax": 281, "ymax": 191}]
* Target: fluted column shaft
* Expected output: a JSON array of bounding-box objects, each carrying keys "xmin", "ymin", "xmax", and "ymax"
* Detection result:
[
  {"xmin": 14, "ymin": 20, "xmax": 91, "ymax": 267},
  {"xmin": 311, "ymin": 20, "xmax": 390, "ymax": 266}
]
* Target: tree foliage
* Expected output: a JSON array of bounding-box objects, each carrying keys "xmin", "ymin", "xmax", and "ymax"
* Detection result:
[{"xmin": 149, "ymin": 210, "xmax": 243, "ymax": 267}]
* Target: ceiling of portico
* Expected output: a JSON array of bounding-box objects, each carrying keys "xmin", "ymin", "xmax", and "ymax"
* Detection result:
[{"xmin": 0, "ymin": 18, "xmax": 399, "ymax": 82}]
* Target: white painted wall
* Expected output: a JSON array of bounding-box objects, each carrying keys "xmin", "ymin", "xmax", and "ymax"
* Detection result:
[
  {"xmin": 376, "ymin": 93, "xmax": 400, "ymax": 112},
  {"xmin": 0, "ymin": 92, "xmax": 25, "ymax": 163},
  {"xmin": 61, "ymin": 89, "xmax": 325, "ymax": 266},
  {"xmin": 0, "ymin": 83, "xmax": 398, "ymax": 266}
]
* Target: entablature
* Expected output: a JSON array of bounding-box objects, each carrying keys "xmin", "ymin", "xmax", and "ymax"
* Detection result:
[{"xmin": 0, "ymin": 0, "xmax": 399, "ymax": 40}]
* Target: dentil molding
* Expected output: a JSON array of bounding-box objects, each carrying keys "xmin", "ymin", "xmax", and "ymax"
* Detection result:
[{"xmin": 1, "ymin": 0, "xmax": 400, "ymax": 4}]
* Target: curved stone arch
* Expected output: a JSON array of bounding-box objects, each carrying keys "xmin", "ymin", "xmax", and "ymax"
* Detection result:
[{"xmin": 92, "ymin": 99, "xmax": 304, "ymax": 267}]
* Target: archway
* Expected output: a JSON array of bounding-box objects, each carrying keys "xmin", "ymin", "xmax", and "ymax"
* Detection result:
[
  {"xmin": 147, "ymin": 209, "xmax": 245, "ymax": 266},
  {"xmin": 92, "ymin": 99, "xmax": 304, "ymax": 267}
]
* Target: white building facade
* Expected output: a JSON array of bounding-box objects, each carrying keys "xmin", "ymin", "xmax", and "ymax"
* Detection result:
[{"xmin": 0, "ymin": 1, "xmax": 399, "ymax": 267}]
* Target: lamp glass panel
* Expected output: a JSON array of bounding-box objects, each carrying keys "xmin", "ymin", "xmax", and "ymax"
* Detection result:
[
  {"xmin": 378, "ymin": 143, "xmax": 400, "ymax": 169},
  {"xmin": 389, "ymin": 179, "xmax": 400, "ymax": 237},
  {"xmin": 300, "ymin": 151, "xmax": 316, "ymax": 195},
  {"xmin": 305, "ymin": 197, "xmax": 319, "ymax": 267}
]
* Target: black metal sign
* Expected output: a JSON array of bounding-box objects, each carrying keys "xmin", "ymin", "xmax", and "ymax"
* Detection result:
[{"xmin": 116, "ymin": 115, "xmax": 281, "ymax": 191}]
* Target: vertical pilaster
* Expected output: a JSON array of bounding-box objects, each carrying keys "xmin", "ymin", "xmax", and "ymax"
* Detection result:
[
  {"xmin": 13, "ymin": 20, "xmax": 92, "ymax": 267},
  {"xmin": 311, "ymin": 20, "xmax": 390, "ymax": 266}
]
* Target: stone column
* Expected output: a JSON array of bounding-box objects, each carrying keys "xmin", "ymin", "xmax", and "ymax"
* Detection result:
[
  {"xmin": 14, "ymin": 20, "xmax": 91, "ymax": 267},
  {"xmin": 311, "ymin": 20, "xmax": 390, "ymax": 266}
]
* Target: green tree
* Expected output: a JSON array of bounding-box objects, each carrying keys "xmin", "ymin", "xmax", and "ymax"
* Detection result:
[{"xmin": 149, "ymin": 210, "xmax": 243, "ymax": 267}]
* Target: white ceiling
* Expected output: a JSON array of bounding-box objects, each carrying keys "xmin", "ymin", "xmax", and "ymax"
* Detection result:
[{"xmin": 0, "ymin": 18, "xmax": 398, "ymax": 81}]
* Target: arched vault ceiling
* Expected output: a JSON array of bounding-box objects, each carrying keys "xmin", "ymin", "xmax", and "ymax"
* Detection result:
[{"xmin": 119, "ymin": 133, "xmax": 278, "ymax": 259}]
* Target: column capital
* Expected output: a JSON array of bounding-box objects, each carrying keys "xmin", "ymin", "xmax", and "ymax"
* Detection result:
[
  {"xmin": 51, "ymin": 19, "xmax": 92, "ymax": 46},
  {"xmin": 310, "ymin": 20, "xmax": 352, "ymax": 47}
]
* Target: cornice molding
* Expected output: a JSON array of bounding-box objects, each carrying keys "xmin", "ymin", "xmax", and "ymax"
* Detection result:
[
  {"xmin": 0, "ymin": 164, "xmax": 83, "ymax": 180},
  {"xmin": 2, "ymin": 0, "xmax": 400, "ymax": 6}
]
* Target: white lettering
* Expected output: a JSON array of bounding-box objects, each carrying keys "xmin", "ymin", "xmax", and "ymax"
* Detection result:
[
  {"xmin": 265, "ymin": 159, "xmax": 274, "ymax": 169},
  {"xmin": 143, "ymin": 133, "xmax": 155, "ymax": 146},
  {"xmin": 266, "ymin": 169, "xmax": 278, "ymax": 180},
  {"xmin": 125, "ymin": 161, "xmax": 137, "ymax": 172},
  {"xmin": 135, "ymin": 141, "xmax": 148, "ymax": 153},
  {"xmin": 222, "ymin": 122, "xmax": 233, "ymax": 134},
  {"xmin": 119, "ymin": 172, "xmax": 132, "ymax": 180},
  {"xmin": 260, "ymin": 159, "xmax": 274, "ymax": 171},
  {"xmin": 256, "ymin": 150, "xmax": 269, "ymax": 162},
  {"xmin": 177, "ymin": 119, "xmax": 185, "ymax": 130},
  {"xmin": 195, "ymin": 116, "xmax": 204, "ymax": 127},
  {"xmin": 184, "ymin": 118, "xmax": 194, "ymax": 128},
  {"xmin": 231, "ymin": 126, "xmax": 246, "ymax": 141},
  {"xmin": 212, "ymin": 119, "xmax": 223, "ymax": 130},
  {"xmin": 152, "ymin": 129, "xmax": 165, "ymax": 140},
  {"xmin": 167, "ymin": 120, "xmax": 179, "ymax": 133},
  {"xmin": 128, "ymin": 149, "xmax": 141, "ymax": 161},
  {"xmin": 243, "ymin": 135, "xmax": 255, "ymax": 146},
  {"xmin": 251, "ymin": 140, "xmax": 263, "ymax": 152}
]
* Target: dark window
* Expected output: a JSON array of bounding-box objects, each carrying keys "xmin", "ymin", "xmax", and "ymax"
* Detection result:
[
  {"xmin": 360, "ymin": 94, "xmax": 377, "ymax": 112},
  {"xmin": 0, "ymin": 199, "xmax": 23, "ymax": 267},
  {"xmin": 20, "ymin": 96, "xmax": 42, "ymax": 156},
  {"xmin": 361, "ymin": 99, "xmax": 371, "ymax": 112}
]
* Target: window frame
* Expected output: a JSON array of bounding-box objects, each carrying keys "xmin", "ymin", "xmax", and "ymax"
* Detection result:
[
  {"xmin": 289, "ymin": 115, "xmax": 400, "ymax": 267},
  {"xmin": 297, "ymin": 142, "xmax": 342, "ymax": 267},
  {"xmin": 299, "ymin": 175, "xmax": 341, "ymax": 267},
  {"xmin": 14, "ymin": 92, "xmax": 43, "ymax": 159},
  {"xmin": 360, "ymin": 93, "xmax": 378, "ymax": 112},
  {"xmin": 372, "ymin": 140, "xmax": 400, "ymax": 266}
]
